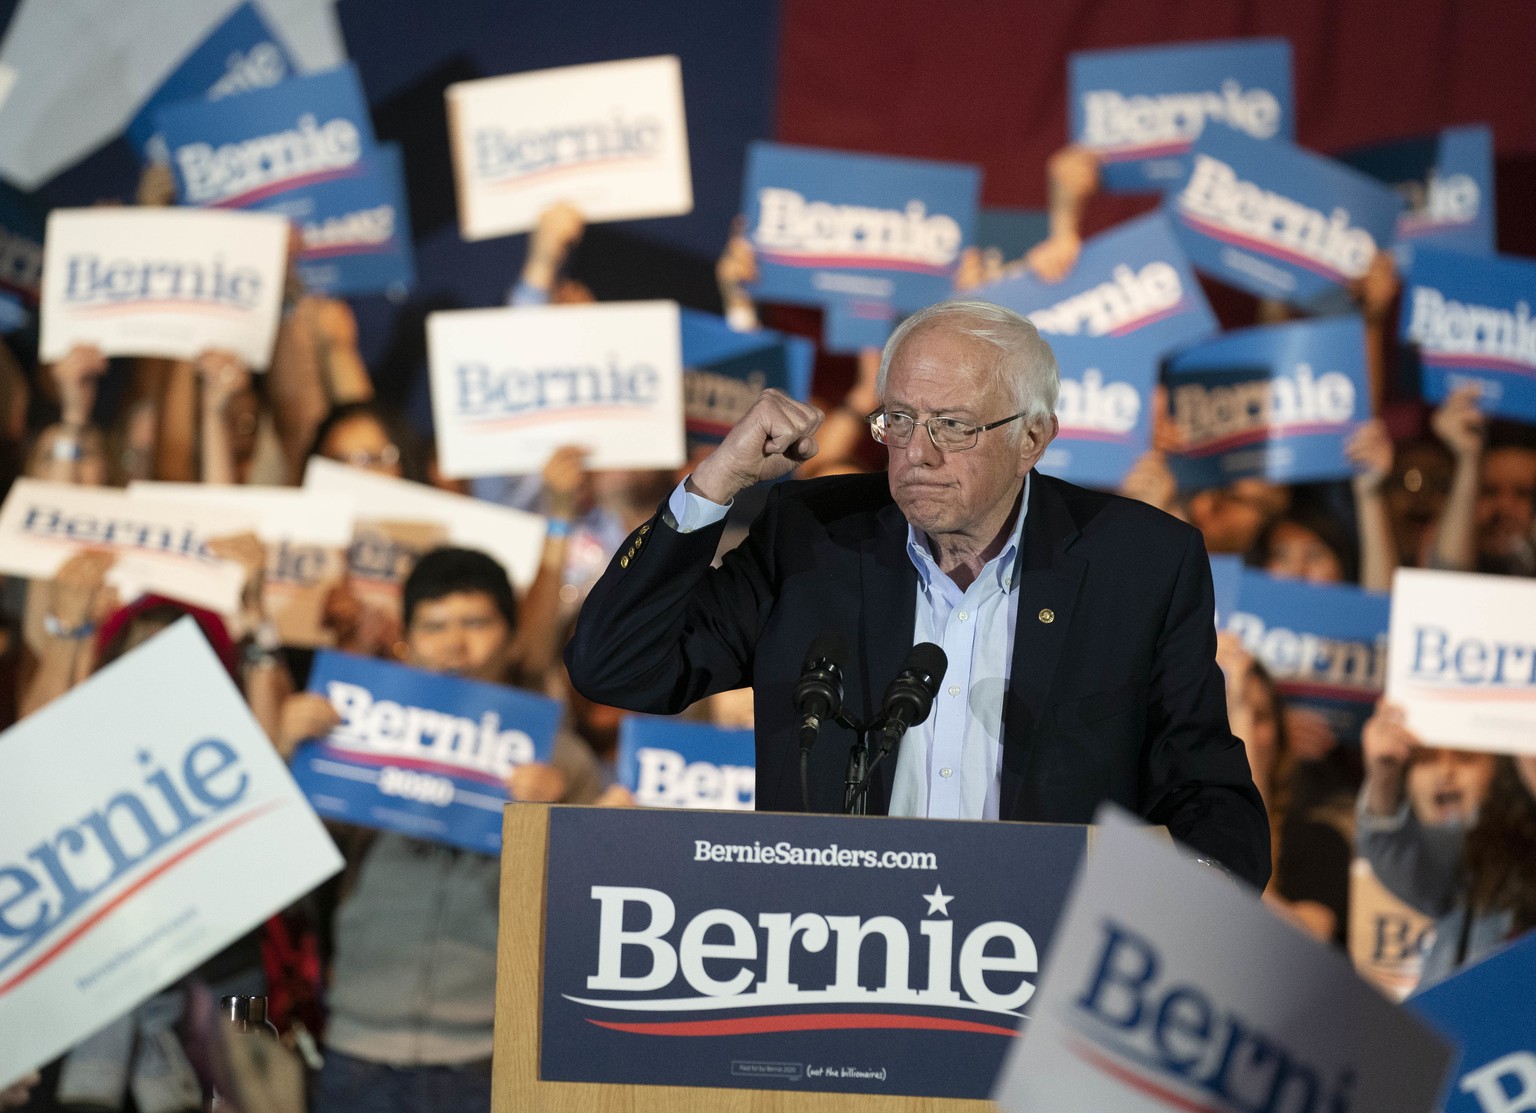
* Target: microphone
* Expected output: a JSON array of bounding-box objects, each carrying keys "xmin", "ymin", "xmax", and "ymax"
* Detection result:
[
  {"xmin": 873, "ymin": 643, "xmax": 948, "ymax": 756},
  {"xmin": 795, "ymin": 630, "xmax": 848, "ymax": 755}
]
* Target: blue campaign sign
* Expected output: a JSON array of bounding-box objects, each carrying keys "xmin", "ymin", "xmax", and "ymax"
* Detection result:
[
  {"xmin": 1341, "ymin": 125, "xmax": 1496, "ymax": 275},
  {"xmin": 977, "ymin": 211, "xmax": 1218, "ymax": 359},
  {"xmin": 159, "ymin": 64, "xmax": 376, "ymax": 209},
  {"xmin": 1408, "ymin": 932, "xmax": 1536, "ymax": 1113},
  {"xmin": 1209, "ymin": 552, "xmax": 1242, "ymax": 626},
  {"xmin": 1226, "ymin": 569, "xmax": 1389, "ymax": 741},
  {"xmin": 616, "ymin": 716, "xmax": 756, "ymax": 809},
  {"xmin": 681, "ymin": 308, "xmax": 813, "ymax": 445},
  {"xmin": 1401, "ymin": 246, "xmax": 1536, "ymax": 424},
  {"xmin": 1069, "ymin": 38, "xmax": 1293, "ymax": 193},
  {"xmin": 125, "ymin": 3, "xmax": 296, "ymax": 160},
  {"xmin": 248, "ymin": 142, "xmax": 415, "ymax": 297},
  {"xmin": 1037, "ymin": 332, "xmax": 1155, "ymax": 490},
  {"xmin": 1167, "ymin": 316, "xmax": 1370, "ymax": 488},
  {"xmin": 1167, "ymin": 124, "xmax": 1403, "ymax": 308},
  {"xmin": 289, "ymin": 650, "xmax": 558, "ymax": 854},
  {"xmin": 0, "ymin": 183, "xmax": 43, "ymax": 334},
  {"xmin": 742, "ymin": 141, "xmax": 980, "ymax": 312},
  {"xmin": 823, "ymin": 299, "xmax": 897, "ymax": 355},
  {"xmin": 539, "ymin": 808, "xmax": 1087, "ymax": 1097}
]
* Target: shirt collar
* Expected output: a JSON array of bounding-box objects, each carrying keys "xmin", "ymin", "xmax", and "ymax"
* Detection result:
[{"xmin": 905, "ymin": 471, "xmax": 1030, "ymax": 593}]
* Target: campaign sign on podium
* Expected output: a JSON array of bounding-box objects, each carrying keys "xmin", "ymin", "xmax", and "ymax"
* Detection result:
[
  {"xmin": 1408, "ymin": 932, "xmax": 1536, "ymax": 1113},
  {"xmin": 1167, "ymin": 124, "xmax": 1402, "ymax": 309},
  {"xmin": 446, "ymin": 55, "xmax": 693, "ymax": 241},
  {"xmin": 616, "ymin": 716, "xmax": 755, "ymax": 810},
  {"xmin": 1401, "ymin": 247, "xmax": 1536, "ymax": 425},
  {"xmin": 538, "ymin": 808, "xmax": 1087, "ymax": 1098},
  {"xmin": 289, "ymin": 651, "xmax": 559, "ymax": 854},
  {"xmin": 38, "ymin": 207, "xmax": 289, "ymax": 368},
  {"xmin": 1341, "ymin": 125, "xmax": 1496, "ymax": 274},
  {"xmin": 0, "ymin": 619, "xmax": 343, "ymax": 1087},
  {"xmin": 1069, "ymin": 38, "xmax": 1293, "ymax": 193},
  {"xmin": 427, "ymin": 300, "xmax": 685, "ymax": 477},
  {"xmin": 1226, "ymin": 570, "xmax": 1390, "ymax": 741},
  {"xmin": 742, "ymin": 141, "xmax": 980, "ymax": 312},
  {"xmin": 991, "ymin": 808, "xmax": 1452, "ymax": 1113},
  {"xmin": 1167, "ymin": 316, "xmax": 1370, "ymax": 488},
  {"xmin": 1385, "ymin": 568, "xmax": 1536, "ymax": 756}
]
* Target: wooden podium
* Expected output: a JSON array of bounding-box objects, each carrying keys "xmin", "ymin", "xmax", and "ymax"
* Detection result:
[{"xmin": 489, "ymin": 803, "xmax": 1073, "ymax": 1112}]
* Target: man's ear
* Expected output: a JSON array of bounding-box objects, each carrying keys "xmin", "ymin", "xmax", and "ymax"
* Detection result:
[{"xmin": 1018, "ymin": 414, "xmax": 1058, "ymax": 477}]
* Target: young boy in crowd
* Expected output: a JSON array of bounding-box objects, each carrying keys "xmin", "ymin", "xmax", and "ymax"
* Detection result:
[{"xmin": 278, "ymin": 546, "xmax": 604, "ymax": 1113}]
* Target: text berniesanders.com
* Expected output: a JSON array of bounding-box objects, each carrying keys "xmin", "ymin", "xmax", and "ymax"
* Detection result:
[{"xmin": 694, "ymin": 840, "xmax": 938, "ymax": 870}]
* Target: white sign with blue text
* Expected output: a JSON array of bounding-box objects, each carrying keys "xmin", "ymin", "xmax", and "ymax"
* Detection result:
[
  {"xmin": 1168, "ymin": 316, "xmax": 1370, "ymax": 487},
  {"xmin": 1069, "ymin": 38, "xmax": 1293, "ymax": 194},
  {"xmin": 38, "ymin": 207, "xmax": 288, "ymax": 368},
  {"xmin": 617, "ymin": 717, "xmax": 755, "ymax": 810},
  {"xmin": 0, "ymin": 479, "xmax": 252, "ymax": 614},
  {"xmin": 1401, "ymin": 247, "xmax": 1536, "ymax": 425},
  {"xmin": 0, "ymin": 619, "xmax": 343, "ymax": 1087},
  {"xmin": 742, "ymin": 141, "xmax": 980, "ymax": 312},
  {"xmin": 1386, "ymin": 568, "xmax": 1536, "ymax": 756},
  {"xmin": 1408, "ymin": 932, "xmax": 1536, "ymax": 1113},
  {"xmin": 428, "ymin": 300, "xmax": 685, "ymax": 477},
  {"xmin": 289, "ymin": 651, "xmax": 560, "ymax": 854},
  {"xmin": 992, "ymin": 806, "xmax": 1452, "ymax": 1113},
  {"xmin": 158, "ymin": 64, "xmax": 376, "ymax": 210},
  {"xmin": 446, "ymin": 55, "xmax": 693, "ymax": 241},
  {"xmin": 1168, "ymin": 124, "xmax": 1402, "ymax": 309}
]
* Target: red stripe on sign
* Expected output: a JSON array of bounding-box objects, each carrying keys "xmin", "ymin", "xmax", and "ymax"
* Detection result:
[
  {"xmin": 586, "ymin": 1011, "xmax": 1019, "ymax": 1037},
  {"xmin": 1069, "ymin": 1036, "xmax": 1238, "ymax": 1113},
  {"xmin": 0, "ymin": 800, "xmax": 286, "ymax": 998}
]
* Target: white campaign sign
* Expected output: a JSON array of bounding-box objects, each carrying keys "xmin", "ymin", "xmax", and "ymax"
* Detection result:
[
  {"xmin": 0, "ymin": 479, "xmax": 253, "ymax": 614},
  {"xmin": 992, "ymin": 807, "xmax": 1451, "ymax": 1113},
  {"xmin": 39, "ymin": 207, "xmax": 288, "ymax": 368},
  {"xmin": 0, "ymin": 619, "xmax": 342, "ymax": 1085},
  {"xmin": 427, "ymin": 300, "xmax": 685, "ymax": 477},
  {"xmin": 302, "ymin": 457, "xmax": 546, "ymax": 589},
  {"xmin": 127, "ymin": 483, "xmax": 358, "ymax": 548},
  {"xmin": 1386, "ymin": 567, "xmax": 1536, "ymax": 755},
  {"xmin": 446, "ymin": 55, "xmax": 693, "ymax": 241}
]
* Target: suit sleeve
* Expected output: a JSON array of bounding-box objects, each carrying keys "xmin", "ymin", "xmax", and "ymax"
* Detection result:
[
  {"xmin": 564, "ymin": 490, "xmax": 782, "ymax": 715},
  {"xmin": 1140, "ymin": 527, "xmax": 1273, "ymax": 891}
]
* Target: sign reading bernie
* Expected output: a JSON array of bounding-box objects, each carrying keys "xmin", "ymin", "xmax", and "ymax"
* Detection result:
[
  {"xmin": 1069, "ymin": 38, "xmax": 1294, "ymax": 193},
  {"xmin": 39, "ymin": 207, "xmax": 288, "ymax": 368},
  {"xmin": 446, "ymin": 55, "xmax": 693, "ymax": 241},
  {"xmin": 0, "ymin": 619, "xmax": 342, "ymax": 1087},
  {"xmin": 1386, "ymin": 568, "xmax": 1536, "ymax": 756},
  {"xmin": 427, "ymin": 300, "xmax": 685, "ymax": 477}
]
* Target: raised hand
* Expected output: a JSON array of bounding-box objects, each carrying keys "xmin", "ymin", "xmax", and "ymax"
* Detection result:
[{"xmin": 686, "ymin": 388, "xmax": 823, "ymax": 505}]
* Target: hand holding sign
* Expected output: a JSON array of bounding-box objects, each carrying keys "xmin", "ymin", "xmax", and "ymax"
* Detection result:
[{"xmin": 687, "ymin": 388, "xmax": 822, "ymax": 505}]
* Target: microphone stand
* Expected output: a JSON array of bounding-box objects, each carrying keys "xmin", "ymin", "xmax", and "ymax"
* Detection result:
[{"xmin": 839, "ymin": 712, "xmax": 875, "ymax": 815}]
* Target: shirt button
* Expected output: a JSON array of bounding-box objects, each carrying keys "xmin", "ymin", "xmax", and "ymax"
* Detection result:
[
  {"xmin": 939, "ymin": 767, "xmax": 954, "ymax": 779},
  {"xmin": 947, "ymin": 685, "xmax": 959, "ymax": 696},
  {"xmin": 958, "ymin": 611, "xmax": 968, "ymax": 621}
]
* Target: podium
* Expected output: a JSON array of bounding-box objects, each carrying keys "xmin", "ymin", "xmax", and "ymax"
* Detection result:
[{"xmin": 491, "ymin": 804, "xmax": 1094, "ymax": 1111}]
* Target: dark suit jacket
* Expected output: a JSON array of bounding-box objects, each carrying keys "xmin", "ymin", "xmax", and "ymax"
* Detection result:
[{"xmin": 566, "ymin": 470, "xmax": 1270, "ymax": 889}]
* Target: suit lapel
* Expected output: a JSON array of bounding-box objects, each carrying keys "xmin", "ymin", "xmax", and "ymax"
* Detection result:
[
  {"xmin": 858, "ymin": 500, "xmax": 916, "ymax": 810},
  {"xmin": 1001, "ymin": 474, "xmax": 1087, "ymax": 817}
]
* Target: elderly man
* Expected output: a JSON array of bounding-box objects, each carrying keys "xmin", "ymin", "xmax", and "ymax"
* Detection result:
[{"xmin": 567, "ymin": 299, "xmax": 1269, "ymax": 888}]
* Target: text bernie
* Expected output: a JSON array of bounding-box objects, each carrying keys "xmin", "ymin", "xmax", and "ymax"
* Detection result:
[{"xmin": 327, "ymin": 681, "xmax": 535, "ymax": 779}]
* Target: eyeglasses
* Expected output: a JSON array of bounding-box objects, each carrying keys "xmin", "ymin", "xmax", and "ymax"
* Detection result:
[
  {"xmin": 866, "ymin": 409, "xmax": 1026, "ymax": 452},
  {"xmin": 335, "ymin": 444, "xmax": 400, "ymax": 470}
]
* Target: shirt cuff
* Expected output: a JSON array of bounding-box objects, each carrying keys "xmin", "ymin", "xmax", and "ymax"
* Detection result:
[
  {"xmin": 667, "ymin": 479, "xmax": 731, "ymax": 534},
  {"xmin": 509, "ymin": 280, "xmax": 551, "ymax": 307}
]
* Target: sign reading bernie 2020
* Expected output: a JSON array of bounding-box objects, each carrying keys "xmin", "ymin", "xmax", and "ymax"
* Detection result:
[
  {"xmin": 0, "ymin": 619, "xmax": 342, "ymax": 1088},
  {"xmin": 289, "ymin": 651, "xmax": 560, "ymax": 854}
]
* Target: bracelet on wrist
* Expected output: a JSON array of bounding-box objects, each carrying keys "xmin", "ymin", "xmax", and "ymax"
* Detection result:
[
  {"xmin": 44, "ymin": 612, "xmax": 95, "ymax": 640},
  {"xmin": 546, "ymin": 518, "xmax": 573, "ymax": 541}
]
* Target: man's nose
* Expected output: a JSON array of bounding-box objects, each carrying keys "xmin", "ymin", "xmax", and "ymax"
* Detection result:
[{"xmin": 904, "ymin": 422, "xmax": 944, "ymax": 465}]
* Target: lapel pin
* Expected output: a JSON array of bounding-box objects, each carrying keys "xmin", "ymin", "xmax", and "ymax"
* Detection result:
[{"xmin": 1038, "ymin": 608, "xmax": 1055, "ymax": 624}]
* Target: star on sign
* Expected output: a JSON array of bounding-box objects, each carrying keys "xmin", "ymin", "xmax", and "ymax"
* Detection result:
[{"xmin": 923, "ymin": 884, "xmax": 954, "ymax": 917}]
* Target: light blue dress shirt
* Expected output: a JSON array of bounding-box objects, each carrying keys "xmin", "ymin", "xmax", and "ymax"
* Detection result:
[{"xmin": 666, "ymin": 474, "xmax": 1029, "ymax": 820}]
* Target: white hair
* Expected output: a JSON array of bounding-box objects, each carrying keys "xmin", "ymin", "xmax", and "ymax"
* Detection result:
[{"xmin": 877, "ymin": 300, "xmax": 1060, "ymax": 437}]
